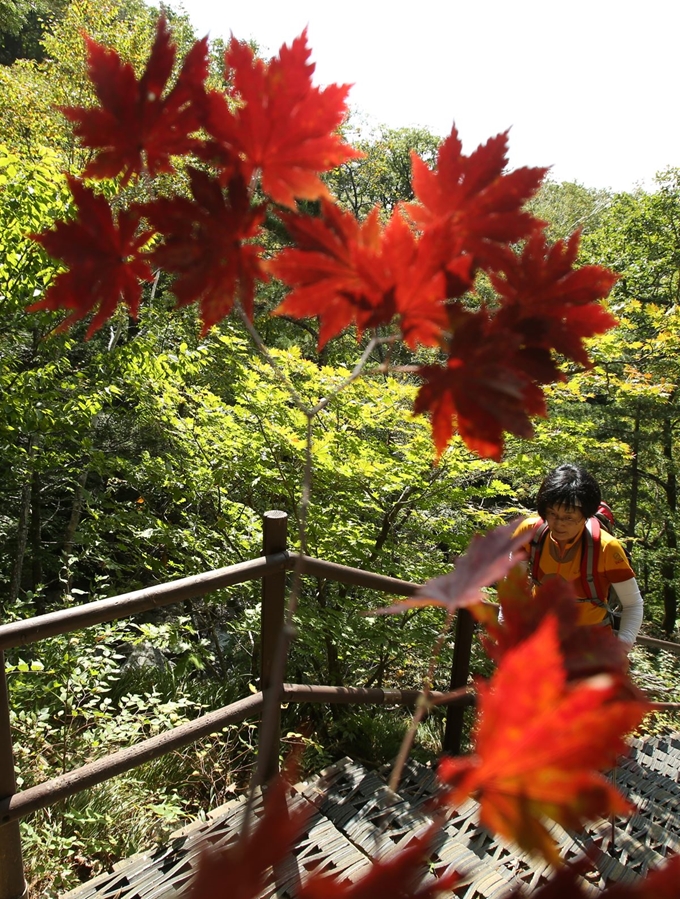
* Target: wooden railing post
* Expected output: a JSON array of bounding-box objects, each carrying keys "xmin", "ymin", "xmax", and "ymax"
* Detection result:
[
  {"xmin": 442, "ymin": 608, "xmax": 474, "ymax": 756},
  {"xmin": 0, "ymin": 652, "xmax": 27, "ymax": 899},
  {"xmin": 259, "ymin": 511, "xmax": 288, "ymax": 780}
]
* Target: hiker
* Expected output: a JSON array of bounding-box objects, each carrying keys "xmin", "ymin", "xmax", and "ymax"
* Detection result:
[{"xmin": 513, "ymin": 464, "xmax": 644, "ymax": 650}]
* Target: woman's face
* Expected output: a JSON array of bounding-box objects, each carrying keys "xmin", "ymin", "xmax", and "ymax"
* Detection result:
[{"xmin": 545, "ymin": 503, "xmax": 585, "ymax": 544}]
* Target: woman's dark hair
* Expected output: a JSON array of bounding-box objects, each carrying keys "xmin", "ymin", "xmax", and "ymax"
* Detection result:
[{"xmin": 536, "ymin": 464, "xmax": 601, "ymax": 519}]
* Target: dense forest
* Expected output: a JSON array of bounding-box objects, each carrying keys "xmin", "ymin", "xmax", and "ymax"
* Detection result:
[{"xmin": 1, "ymin": 0, "xmax": 679, "ymax": 895}]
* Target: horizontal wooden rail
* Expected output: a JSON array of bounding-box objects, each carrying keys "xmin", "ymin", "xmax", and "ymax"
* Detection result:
[
  {"xmin": 280, "ymin": 684, "xmax": 474, "ymax": 707},
  {"xmin": 0, "ymin": 552, "xmax": 422, "ymax": 653},
  {"xmin": 2, "ymin": 551, "xmax": 670, "ymax": 657},
  {"xmin": 0, "ymin": 692, "xmax": 265, "ymax": 826},
  {"xmin": 0, "ymin": 682, "xmax": 474, "ymax": 827},
  {"xmin": 287, "ymin": 553, "xmax": 420, "ymax": 597},
  {"xmin": 0, "ymin": 553, "xmax": 289, "ymax": 652},
  {"xmin": 637, "ymin": 634, "xmax": 680, "ymax": 655}
]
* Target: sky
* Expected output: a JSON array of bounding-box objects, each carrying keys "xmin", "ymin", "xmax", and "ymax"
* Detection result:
[{"xmin": 176, "ymin": 0, "xmax": 678, "ymax": 194}]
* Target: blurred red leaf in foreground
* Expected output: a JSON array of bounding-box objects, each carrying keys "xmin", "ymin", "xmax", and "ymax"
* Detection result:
[
  {"xmin": 598, "ymin": 852, "xmax": 680, "ymax": 898},
  {"xmin": 298, "ymin": 824, "xmax": 459, "ymax": 898},
  {"xmin": 188, "ymin": 774, "xmax": 310, "ymax": 899},
  {"xmin": 438, "ymin": 616, "xmax": 650, "ymax": 864},
  {"xmin": 503, "ymin": 853, "xmax": 680, "ymax": 898},
  {"xmin": 371, "ymin": 521, "xmax": 527, "ymax": 616},
  {"xmin": 485, "ymin": 565, "xmax": 631, "ymax": 679}
]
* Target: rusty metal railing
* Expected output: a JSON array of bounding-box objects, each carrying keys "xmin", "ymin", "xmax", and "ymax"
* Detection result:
[{"xmin": 0, "ymin": 511, "xmax": 475, "ymax": 899}]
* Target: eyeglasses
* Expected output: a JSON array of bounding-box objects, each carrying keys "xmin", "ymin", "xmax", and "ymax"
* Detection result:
[{"xmin": 545, "ymin": 508, "xmax": 584, "ymax": 525}]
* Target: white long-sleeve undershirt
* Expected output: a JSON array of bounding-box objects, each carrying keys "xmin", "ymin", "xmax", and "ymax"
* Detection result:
[{"xmin": 611, "ymin": 577, "xmax": 644, "ymax": 645}]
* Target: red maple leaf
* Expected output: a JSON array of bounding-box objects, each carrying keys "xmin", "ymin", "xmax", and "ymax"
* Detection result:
[
  {"xmin": 371, "ymin": 521, "xmax": 528, "ymax": 616},
  {"xmin": 502, "ymin": 853, "xmax": 680, "ymax": 898},
  {"xmin": 437, "ymin": 616, "xmax": 650, "ymax": 864},
  {"xmin": 491, "ymin": 229, "xmax": 618, "ymax": 364},
  {"xmin": 486, "ymin": 566, "xmax": 631, "ymax": 680},
  {"xmin": 188, "ymin": 773, "xmax": 312, "ymax": 899},
  {"xmin": 379, "ymin": 212, "xmax": 449, "ymax": 348},
  {"xmin": 63, "ymin": 16, "xmax": 209, "ymax": 181},
  {"xmin": 270, "ymin": 203, "xmax": 449, "ymax": 348},
  {"xmin": 297, "ymin": 824, "xmax": 460, "ymax": 898},
  {"xmin": 270, "ymin": 202, "xmax": 389, "ymax": 345},
  {"xmin": 142, "ymin": 168, "xmax": 268, "ymax": 331},
  {"xmin": 413, "ymin": 304, "xmax": 551, "ymax": 460},
  {"xmin": 599, "ymin": 854, "xmax": 680, "ymax": 898},
  {"xmin": 29, "ymin": 176, "xmax": 153, "ymax": 336},
  {"xmin": 202, "ymin": 32, "xmax": 362, "ymax": 208},
  {"xmin": 406, "ymin": 127, "xmax": 547, "ymax": 281}
]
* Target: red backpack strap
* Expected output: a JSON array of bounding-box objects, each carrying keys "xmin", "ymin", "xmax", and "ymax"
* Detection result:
[
  {"xmin": 581, "ymin": 516, "xmax": 607, "ymax": 605},
  {"xmin": 528, "ymin": 519, "xmax": 550, "ymax": 584}
]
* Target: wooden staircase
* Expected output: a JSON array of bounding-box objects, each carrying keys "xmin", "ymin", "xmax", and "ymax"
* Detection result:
[{"xmin": 61, "ymin": 734, "xmax": 680, "ymax": 899}]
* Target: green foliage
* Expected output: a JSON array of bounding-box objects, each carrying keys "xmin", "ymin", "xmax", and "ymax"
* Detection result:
[
  {"xmin": 0, "ymin": 0, "xmax": 197, "ymax": 162},
  {"xmin": 630, "ymin": 639, "xmax": 680, "ymax": 738},
  {"xmin": 572, "ymin": 171, "xmax": 680, "ymax": 632},
  {"xmin": 492, "ymin": 169, "xmax": 680, "ymax": 635},
  {"xmin": 326, "ymin": 124, "xmax": 441, "ymax": 220},
  {"xmin": 7, "ymin": 617, "xmax": 253, "ymax": 897},
  {"xmin": 0, "ymin": 0, "xmax": 70, "ymax": 65},
  {"xmin": 527, "ymin": 179, "xmax": 612, "ymax": 241}
]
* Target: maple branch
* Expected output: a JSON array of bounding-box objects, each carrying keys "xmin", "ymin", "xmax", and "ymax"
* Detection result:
[
  {"xmin": 389, "ymin": 695, "xmax": 431, "ymax": 792},
  {"xmin": 309, "ymin": 334, "xmax": 388, "ymax": 416},
  {"xmin": 233, "ymin": 313, "xmax": 398, "ymax": 808},
  {"xmin": 275, "ymin": 314, "xmax": 320, "ymax": 344},
  {"xmin": 256, "ymin": 418, "xmax": 302, "ymax": 513},
  {"xmin": 231, "ymin": 305, "xmax": 315, "ymax": 828},
  {"xmin": 389, "ymin": 608, "xmax": 457, "ymax": 791},
  {"xmin": 233, "ymin": 302, "xmax": 310, "ymax": 414},
  {"xmin": 246, "ymin": 330, "xmax": 401, "ymax": 807},
  {"xmin": 249, "ymin": 420, "xmax": 313, "ymax": 809},
  {"xmin": 377, "ymin": 363, "xmax": 420, "ymax": 374},
  {"xmin": 298, "ymin": 414, "xmax": 314, "ymax": 557},
  {"xmin": 388, "ymin": 683, "xmax": 476, "ymax": 793}
]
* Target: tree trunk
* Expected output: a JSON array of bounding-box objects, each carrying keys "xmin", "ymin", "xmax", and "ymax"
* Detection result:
[
  {"xmin": 316, "ymin": 581, "xmax": 343, "ymax": 686},
  {"xmin": 62, "ymin": 468, "xmax": 89, "ymax": 562},
  {"xmin": 29, "ymin": 466, "xmax": 42, "ymax": 598},
  {"xmin": 628, "ymin": 399, "xmax": 641, "ymax": 538},
  {"xmin": 661, "ymin": 410, "xmax": 677, "ymax": 634},
  {"xmin": 6, "ymin": 436, "xmax": 35, "ymax": 612}
]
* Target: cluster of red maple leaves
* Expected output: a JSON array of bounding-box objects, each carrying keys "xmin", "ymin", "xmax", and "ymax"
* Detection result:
[{"xmin": 29, "ymin": 15, "xmax": 618, "ymax": 462}]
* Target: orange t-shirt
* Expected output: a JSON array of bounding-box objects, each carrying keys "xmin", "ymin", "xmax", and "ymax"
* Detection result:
[{"xmin": 515, "ymin": 515, "xmax": 635, "ymax": 625}]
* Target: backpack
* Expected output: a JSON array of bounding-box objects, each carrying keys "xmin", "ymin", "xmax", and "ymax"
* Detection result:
[{"xmin": 528, "ymin": 502, "xmax": 620, "ymax": 628}]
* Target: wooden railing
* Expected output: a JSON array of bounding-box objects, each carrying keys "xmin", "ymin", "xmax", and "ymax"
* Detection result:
[{"xmin": 0, "ymin": 511, "xmax": 475, "ymax": 899}]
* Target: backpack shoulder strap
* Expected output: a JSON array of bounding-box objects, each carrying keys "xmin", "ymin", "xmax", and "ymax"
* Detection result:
[
  {"xmin": 529, "ymin": 519, "xmax": 550, "ymax": 584},
  {"xmin": 581, "ymin": 517, "xmax": 608, "ymax": 606}
]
